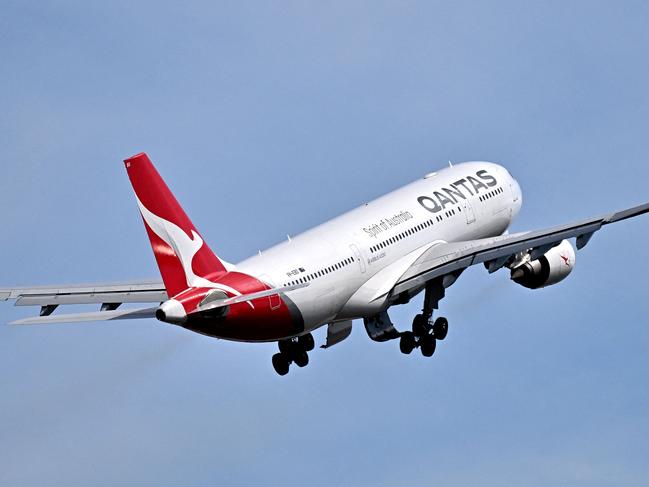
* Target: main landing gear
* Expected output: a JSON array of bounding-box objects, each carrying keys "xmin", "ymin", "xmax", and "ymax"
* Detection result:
[
  {"xmin": 399, "ymin": 315, "xmax": 448, "ymax": 357},
  {"xmin": 272, "ymin": 333, "xmax": 315, "ymax": 376},
  {"xmin": 399, "ymin": 278, "xmax": 450, "ymax": 358}
]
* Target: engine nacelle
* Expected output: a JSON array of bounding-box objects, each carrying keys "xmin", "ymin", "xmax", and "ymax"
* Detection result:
[{"xmin": 510, "ymin": 240, "xmax": 576, "ymax": 289}]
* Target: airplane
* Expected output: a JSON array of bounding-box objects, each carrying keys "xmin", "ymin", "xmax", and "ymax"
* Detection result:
[{"xmin": 2, "ymin": 153, "xmax": 648, "ymax": 375}]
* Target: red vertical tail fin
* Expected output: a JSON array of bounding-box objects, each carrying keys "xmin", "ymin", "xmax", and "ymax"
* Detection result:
[{"xmin": 124, "ymin": 152, "xmax": 227, "ymax": 297}]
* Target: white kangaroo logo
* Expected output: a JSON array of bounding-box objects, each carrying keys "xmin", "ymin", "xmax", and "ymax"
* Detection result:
[{"xmin": 136, "ymin": 197, "xmax": 252, "ymax": 306}]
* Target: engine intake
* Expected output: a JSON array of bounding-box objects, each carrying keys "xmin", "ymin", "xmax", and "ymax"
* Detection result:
[{"xmin": 511, "ymin": 239, "xmax": 576, "ymax": 289}]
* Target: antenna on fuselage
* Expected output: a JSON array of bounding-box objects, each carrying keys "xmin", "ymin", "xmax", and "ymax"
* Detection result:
[{"xmin": 448, "ymin": 160, "xmax": 453, "ymax": 167}]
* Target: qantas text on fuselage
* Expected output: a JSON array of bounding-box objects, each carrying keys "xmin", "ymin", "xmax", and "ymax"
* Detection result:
[{"xmin": 362, "ymin": 169, "xmax": 498, "ymax": 239}]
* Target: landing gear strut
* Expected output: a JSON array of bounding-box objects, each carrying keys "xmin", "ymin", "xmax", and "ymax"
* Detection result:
[
  {"xmin": 272, "ymin": 333, "xmax": 315, "ymax": 376},
  {"xmin": 399, "ymin": 278, "xmax": 450, "ymax": 357}
]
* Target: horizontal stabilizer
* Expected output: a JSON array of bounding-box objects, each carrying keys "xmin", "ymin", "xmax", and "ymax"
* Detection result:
[{"xmin": 10, "ymin": 306, "xmax": 157, "ymax": 325}]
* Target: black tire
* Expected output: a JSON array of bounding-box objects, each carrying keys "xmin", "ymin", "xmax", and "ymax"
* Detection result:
[
  {"xmin": 412, "ymin": 314, "xmax": 429, "ymax": 336},
  {"xmin": 272, "ymin": 353, "xmax": 290, "ymax": 376},
  {"xmin": 433, "ymin": 317, "xmax": 448, "ymax": 340},
  {"xmin": 420, "ymin": 335, "xmax": 436, "ymax": 357},
  {"xmin": 294, "ymin": 351, "xmax": 309, "ymax": 368},
  {"xmin": 278, "ymin": 340, "xmax": 292, "ymax": 355},
  {"xmin": 299, "ymin": 333, "xmax": 315, "ymax": 352},
  {"xmin": 399, "ymin": 332, "xmax": 416, "ymax": 354}
]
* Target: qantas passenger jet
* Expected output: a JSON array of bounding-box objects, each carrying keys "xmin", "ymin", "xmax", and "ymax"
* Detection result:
[{"xmin": 2, "ymin": 153, "xmax": 648, "ymax": 375}]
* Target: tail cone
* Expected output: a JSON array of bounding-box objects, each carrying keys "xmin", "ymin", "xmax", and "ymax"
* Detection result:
[{"xmin": 156, "ymin": 299, "xmax": 187, "ymax": 324}]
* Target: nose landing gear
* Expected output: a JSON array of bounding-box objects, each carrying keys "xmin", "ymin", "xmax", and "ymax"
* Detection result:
[{"xmin": 272, "ymin": 333, "xmax": 315, "ymax": 376}]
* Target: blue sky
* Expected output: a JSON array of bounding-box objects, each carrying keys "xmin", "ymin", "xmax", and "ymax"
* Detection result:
[{"xmin": 2, "ymin": 1, "xmax": 649, "ymax": 486}]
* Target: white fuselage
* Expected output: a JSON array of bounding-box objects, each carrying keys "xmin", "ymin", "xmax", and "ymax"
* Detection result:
[{"xmin": 237, "ymin": 162, "xmax": 522, "ymax": 331}]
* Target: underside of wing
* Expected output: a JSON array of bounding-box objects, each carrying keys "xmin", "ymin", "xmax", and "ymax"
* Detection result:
[{"xmin": 391, "ymin": 200, "xmax": 649, "ymax": 299}]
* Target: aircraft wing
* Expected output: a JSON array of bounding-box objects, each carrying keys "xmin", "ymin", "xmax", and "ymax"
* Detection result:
[
  {"xmin": 0, "ymin": 279, "xmax": 167, "ymax": 306},
  {"xmin": 0, "ymin": 278, "xmax": 168, "ymax": 322},
  {"xmin": 390, "ymin": 201, "xmax": 649, "ymax": 298}
]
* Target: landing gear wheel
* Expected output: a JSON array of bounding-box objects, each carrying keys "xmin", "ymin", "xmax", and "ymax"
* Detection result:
[
  {"xmin": 278, "ymin": 340, "xmax": 292, "ymax": 355},
  {"xmin": 272, "ymin": 353, "xmax": 290, "ymax": 376},
  {"xmin": 433, "ymin": 317, "xmax": 448, "ymax": 340},
  {"xmin": 399, "ymin": 332, "xmax": 416, "ymax": 354},
  {"xmin": 412, "ymin": 314, "xmax": 429, "ymax": 336},
  {"xmin": 298, "ymin": 333, "xmax": 315, "ymax": 352},
  {"xmin": 294, "ymin": 351, "xmax": 309, "ymax": 368},
  {"xmin": 420, "ymin": 335, "xmax": 436, "ymax": 357}
]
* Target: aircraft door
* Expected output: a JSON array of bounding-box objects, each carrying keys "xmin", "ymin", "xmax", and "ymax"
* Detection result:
[
  {"xmin": 463, "ymin": 200, "xmax": 476, "ymax": 224},
  {"xmin": 509, "ymin": 181, "xmax": 520, "ymax": 203},
  {"xmin": 350, "ymin": 244, "xmax": 366, "ymax": 273}
]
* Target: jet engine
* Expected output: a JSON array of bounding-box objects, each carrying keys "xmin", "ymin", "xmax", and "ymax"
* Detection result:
[{"xmin": 510, "ymin": 239, "xmax": 576, "ymax": 289}]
